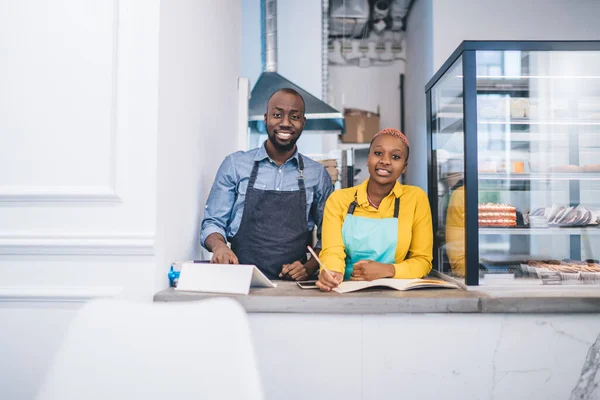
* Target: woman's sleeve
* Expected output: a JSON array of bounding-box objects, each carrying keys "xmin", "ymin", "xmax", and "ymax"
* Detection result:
[
  {"xmin": 392, "ymin": 190, "xmax": 433, "ymax": 278},
  {"xmin": 445, "ymin": 187, "xmax": 466, "ymax": 277},
  {"xmin": 318, "ymin": 193, "xmax": 348, "ymax": 274}
]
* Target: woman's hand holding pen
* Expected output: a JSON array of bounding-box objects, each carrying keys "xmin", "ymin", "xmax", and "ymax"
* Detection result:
[
  {"xmin": 306, "ymin": 246, "xmax": 343, "ymax": 292},
  {"xmin": 316, "ymin": 269, "xmax": 343, "ymax": 292},
  {"xmin": 351, "ymin": 260, "xmax": 394, "ymax": 281}
]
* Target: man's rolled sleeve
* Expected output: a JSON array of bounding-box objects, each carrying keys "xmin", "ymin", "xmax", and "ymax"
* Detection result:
[
  {"xmin": 200, "ymin": 156, "xmax": 237, "ymax": 248},
  {"xmin": 313, "ymin": 165, "xmax": 334, "ymax": 249},
  {"xmin": 200, "ymin": 224, "xmax": 227, "ymax": 248}
]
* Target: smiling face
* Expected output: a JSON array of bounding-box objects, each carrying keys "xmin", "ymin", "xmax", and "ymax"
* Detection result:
[
  {"xmin": 367, "ymin": 134, "xmax": 409, "ymax": 185},
  {"xmin": 264, "ymin": 90, "xmax": 306, "ymax": 152}
]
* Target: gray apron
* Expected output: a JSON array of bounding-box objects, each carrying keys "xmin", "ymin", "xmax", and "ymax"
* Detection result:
[{"xmin": 230, "ymin": 155, "xmax": 310, "ymax": 279}]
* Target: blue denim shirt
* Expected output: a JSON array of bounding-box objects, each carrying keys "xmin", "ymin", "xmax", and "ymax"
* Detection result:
[{"xmin": 201, "ymin": 142, "xmax": 334, "ymax": 249}]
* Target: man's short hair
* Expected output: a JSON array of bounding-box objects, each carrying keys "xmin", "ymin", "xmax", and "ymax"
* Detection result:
[{"xmin": 266, "ymin": 88, "xmax": 306, "ymax": 114}]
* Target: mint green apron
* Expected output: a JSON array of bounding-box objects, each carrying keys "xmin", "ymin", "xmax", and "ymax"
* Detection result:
[{"xmin": 341, "ymin": 193, "xmax": 400, "ymax": 280}]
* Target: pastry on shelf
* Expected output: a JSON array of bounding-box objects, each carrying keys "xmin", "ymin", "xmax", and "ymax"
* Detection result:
[
  {"xmin": 510, "ymin": 98, "xmax": 529, "ymax": 118},
  {"xmin": 478, "ymin": 203, "xmax": 517, "ymax": 227},
  {"xmin": 524, "ymin": 259, "xmax": 600, "ymax": 283},
  {"xmin": 549, "ymin": 165, "xmax": 581, "ymax": 173},
  {"xmin": 528, "ymin": 260, "xmax": 561, "ymax": 266},
  {"xmin": 582, "ymin": 264, "xmax": 600, "ymax": 272},
  {"xmin": 529, "ymin": 204, "xmax": 598, "ymax": 226},
  {"xmin": 478, "ymin": 160, "xmax": 498, "ymax": 173},
  {"xmin": 582, "ymin": 164, "xmax": 600, "ymax": 172}
]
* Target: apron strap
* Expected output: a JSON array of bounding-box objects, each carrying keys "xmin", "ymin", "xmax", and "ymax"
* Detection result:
[
  {"xmin": 297, "ymin": 154, "xmax": 306, "ymax": 192},
  {"xmin": 347, "ymin": 192, "xmax": 400, "ymax": 217},
  {"xmin": 297, "ymin": 154, "xmax": 313, "ymax": 245},
  {"xmin": 347, "ymin": 191, "xmax": 359, "ymax": 215},
  {"xmin": 250, "ymin": 154, "xmax": 306, "ymax": 190},
  {"xmin": 248, "ymin": 161, "xmax": 260, "ymax": 188}
]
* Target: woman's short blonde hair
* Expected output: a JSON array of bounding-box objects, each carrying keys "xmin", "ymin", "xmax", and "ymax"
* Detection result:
[{"xmin": 370, "ymin": 128, "xmax": 410, "ymax": 160}]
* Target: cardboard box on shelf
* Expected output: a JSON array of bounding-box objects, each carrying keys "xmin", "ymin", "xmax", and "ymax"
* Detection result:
[
  {"xmin": 318, "ymin": 159, "xmax": 337, "ymax": 168},
  {"xmin": 340, "ymin": 108, "xmax": 380, "ymax": 143},
  {"xmin": 316, "ymin": 159, "xmax": 339, "ymax": 184},
  {"xmin": 326, "ymin": 166, "xmax": 339, "ymax": 182}
]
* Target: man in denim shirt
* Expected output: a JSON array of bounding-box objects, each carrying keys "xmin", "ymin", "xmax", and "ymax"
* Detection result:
[{"xmin": 201, "ymin": 89, "xmax": 334, "ymax": 280}]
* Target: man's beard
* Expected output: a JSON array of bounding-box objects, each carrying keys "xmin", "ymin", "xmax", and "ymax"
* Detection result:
[{"xmin": 268, "ymin": 132, "xmax": 298, "ymax": 152}]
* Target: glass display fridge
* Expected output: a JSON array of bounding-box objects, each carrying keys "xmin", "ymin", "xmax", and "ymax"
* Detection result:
[{"xmin": 426, "ymin": 41, "xmax": 600, "ymax": 286}]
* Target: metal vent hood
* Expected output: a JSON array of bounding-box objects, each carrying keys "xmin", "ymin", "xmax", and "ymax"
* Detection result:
[{"xmin": 249, "ymin": 0, "xmax": 344, "ymax": 134}]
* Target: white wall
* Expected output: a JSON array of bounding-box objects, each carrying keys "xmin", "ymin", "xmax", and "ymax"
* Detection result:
[
  {"xmin": 432, "ymin": 0, "xmax": 600, "ymax": 71},
  {"xmin": 0, "ymin": 1, "xmax": 160, "ymax": 291},
  {"xmin": 0, "ymin": 0, "xmax": 160, "ymax": 297},
  {"xmin": 404, "ymin": 0, "xmax": 433, "ymax": 190},
  {"xmin": 241, "ymin": 0, "xmax": 328, "ymax": 155},
  {"xmin": 155, "ymin": 0, "xmax": 242, "ymax": 291},
  {"xmin": 0, "ymin": 1, "xmax": 160, "ymax": 397},
  {"xmin": 0, "ymin": 1, "xmax": 242, "ymax": 399}
]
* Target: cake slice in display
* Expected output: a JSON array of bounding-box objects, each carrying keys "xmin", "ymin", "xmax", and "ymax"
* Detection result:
[{"xmin": 478, "ymin": 203, "xmax": 517, "ymax": 227}]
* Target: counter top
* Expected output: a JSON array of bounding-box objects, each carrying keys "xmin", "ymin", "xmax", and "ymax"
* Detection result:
[{"xmin": 153, "ymin": 281, "xmax": 600, "ymax": 314}]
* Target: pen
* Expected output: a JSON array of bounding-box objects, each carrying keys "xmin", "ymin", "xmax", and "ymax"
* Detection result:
[{"xmin": 306, "ymin": 246, "xmax": 336, "ymax": 281}]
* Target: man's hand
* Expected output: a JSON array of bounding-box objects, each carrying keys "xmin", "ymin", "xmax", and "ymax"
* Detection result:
[
  {"xmin": 205, "ymin": 233, "xmax": 238, "ymax": 264},
  {"xmin": 280, "ymin": 261, "xmax": 309, "ymax": 281},
  {"xmin": 316, "ymin": 269, "xmax": 343, "ymax": 292},
  {"xmin": 350, "ymin": 260, "xmax": 395, "ymax": 281},
  {"xmin": 210, "ymin": 244, "xmax": 239, "ymax": 264}
]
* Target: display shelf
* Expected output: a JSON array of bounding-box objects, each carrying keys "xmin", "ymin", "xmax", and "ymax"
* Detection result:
[
  {"xmin": 479, "ymin": 226, "xmax": 600, "ymax": 235},
  {"xmin": 478, "ymin": 172, "xmax": 600, "ymax": 181}
]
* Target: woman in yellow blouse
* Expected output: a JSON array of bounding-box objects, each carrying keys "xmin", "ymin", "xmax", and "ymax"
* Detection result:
[
  {"xmin": 445, "ymin": 184, "xmax": 466, "ymax": 278},
  {"xmin": 316, "ymin": 128, "xmax": 433, "ymax": 291}
]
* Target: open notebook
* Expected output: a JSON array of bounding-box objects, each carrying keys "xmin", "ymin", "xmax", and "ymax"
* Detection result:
[{"xmin": 333, "ymin": 278, "xmax": 460, "ymax": 294}]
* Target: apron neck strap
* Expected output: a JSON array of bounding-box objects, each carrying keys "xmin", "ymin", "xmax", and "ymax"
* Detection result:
[
  {"xmin": 297, "ymin": 154, "xmax": 306, "ymax": 192},
  {"xmin": 347, "ymin": 191, "xmax": 400, "ymax": 217},
  {"xmin": 249, "ymin": 161, "xmax": 260, "ymax": 187},
  {"xmin": 250, "ymin": 154, "xmax": 307, "ymax": 191},
  {"xmin": 347, "ymin": 191, "xmax": 359, "ymax": 215}
]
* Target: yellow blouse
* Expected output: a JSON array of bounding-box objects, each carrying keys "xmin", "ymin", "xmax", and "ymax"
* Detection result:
[
  {"xmin": 319, "ymin": 179, "xmax": 433, "ymax": 279},
  {"xmin": 445, "ymin": 186, "xmax": 466, "ymax": 277}
]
